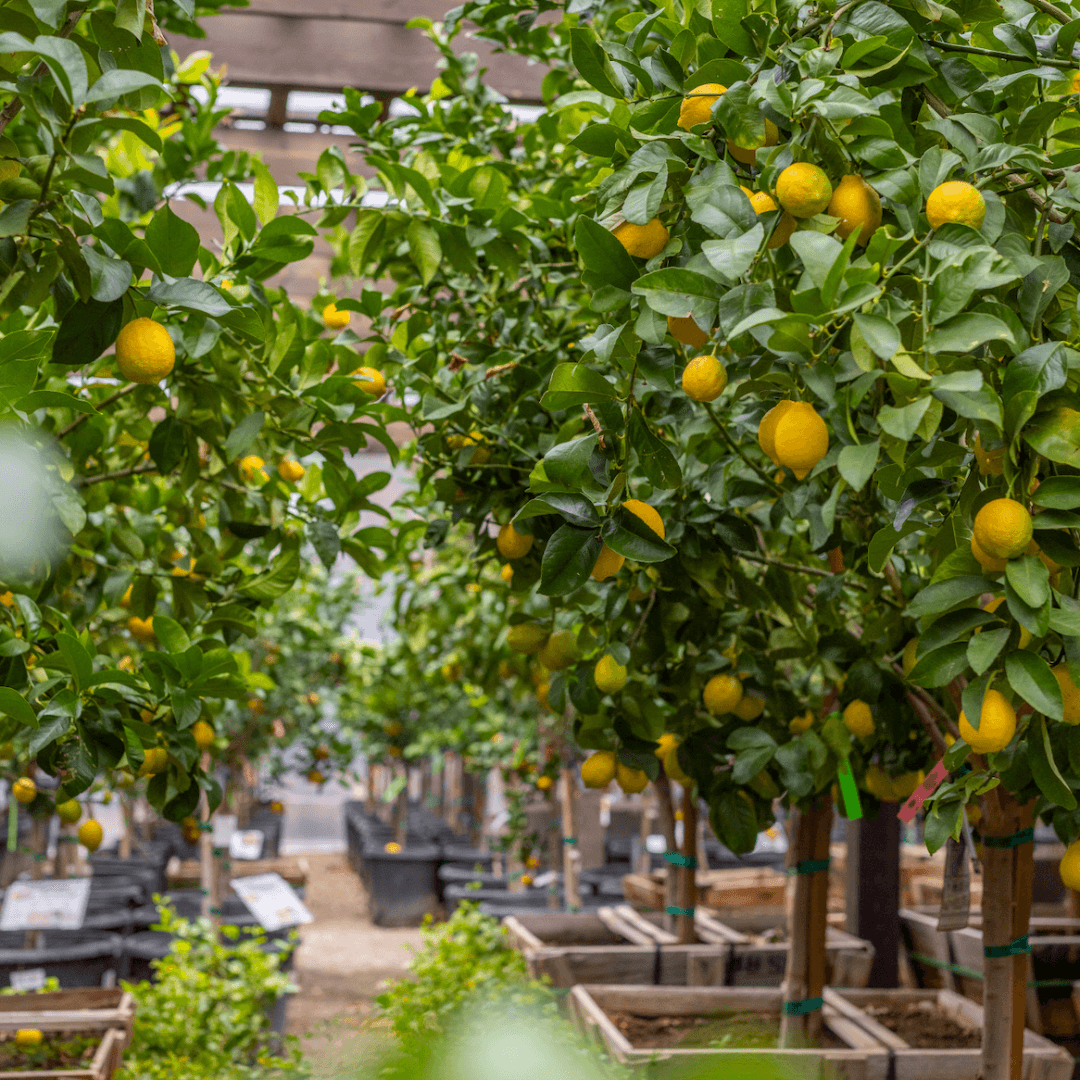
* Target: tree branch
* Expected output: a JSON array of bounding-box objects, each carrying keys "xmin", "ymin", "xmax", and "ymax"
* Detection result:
[
  {"xmin": 76, "ymin": 463, "xmax": 157, "ymax": 488},
  {"xmin": 921, "ymin": 37, "xmax": 1072, "ymax": 68},
  {"xmin": 58, "ymin": 384, "xmax": 138, "ymax": 438}
]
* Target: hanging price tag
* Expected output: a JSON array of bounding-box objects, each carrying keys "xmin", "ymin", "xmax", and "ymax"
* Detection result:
[
  {"xmin": 836, "ymin": 755, "xmax": 862, "ymax": 820},
  {"xmin": 230, "ymin": 873, "xmax": 313, "ymax": 932},
  {"xmin": 899, "ymin": 757, "xmax": 950, "ymax": 823}
]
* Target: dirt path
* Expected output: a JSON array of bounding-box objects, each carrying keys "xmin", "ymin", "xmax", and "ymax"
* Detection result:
[{"xmin": 285, "ymin": 854, "xmax": 423, "ymax": 1077}]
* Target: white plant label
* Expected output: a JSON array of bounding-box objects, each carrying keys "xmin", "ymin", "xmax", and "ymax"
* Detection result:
[
  {"xmin": 230, "ymin": 872, "xmax": 312, "ymax": 932},
  {"xmin": 10, "ymin": 967, "xmax": 46, "ymax": 991},
  {"xmin": 229, "ymin": 830, "xmax": 263, "ymax": 861},
  {"xmin": 211, "ymin": 814, "xmax": 237, "ymax": 848},
  {"xmin": 0, "ymin": 877, "xmax": 91, "ymax": 931}
]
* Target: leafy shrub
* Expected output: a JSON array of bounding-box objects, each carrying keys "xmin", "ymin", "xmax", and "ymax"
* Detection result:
[
  {"xmin": 376, "ymin": 903, "xmax": 554, "ymax": 1043},
  {"xmin": 117, "ymin": 904, "xmax": 307, "ymax": 1079}
]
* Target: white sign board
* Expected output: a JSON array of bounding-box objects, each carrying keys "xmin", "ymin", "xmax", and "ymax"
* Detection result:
[
  {"xmin": 10, "ymin": 968, "xmax": 46, "ymax": 991},
  {"xmin": 645, "ymin": 833, "xmax": 667, "ymax": 854},
  {"xmin": 230, "ymin": 873, "xmax": 313, "ymax": 932},
  {"xmin": 0, "ymin": 878, "xmax": 91, "ymax": 931},
  {"xmin": 229, "ymin": 829, "xmax": 264, "ymax": 861},
  {"xmin": 212, "ymin": 814, "xmax": 237, "ymax": 848}
]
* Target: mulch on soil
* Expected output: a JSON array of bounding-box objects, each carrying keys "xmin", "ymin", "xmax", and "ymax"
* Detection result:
[{"xmin": 864, "ymin": 1001, "xmax": 981, "ymax": 1049}]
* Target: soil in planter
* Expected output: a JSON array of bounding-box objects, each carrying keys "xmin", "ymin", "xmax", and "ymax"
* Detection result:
[
  {"xmin": 863, "ymin": 1001, "xmax": 981, "ymax": 1049},
  {"xmin": 0, "ymin": 1031, "xmax": 100, "ymax": 1069},
  {"xmin": 609, "ymin": 1012, "xmax": 846, "ymax": 1050}
]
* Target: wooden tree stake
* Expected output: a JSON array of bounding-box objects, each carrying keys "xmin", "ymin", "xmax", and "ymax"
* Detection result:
[
  {"xmin": 560, "ymin": 767, "xmax": 582, "ymax": 911},
  {"xmin": 676, "ymin": 787, "xmax": 698, "ymax": 945},
  {"xmin": 780, "ymin": 794, "xmax": 833, "ymax": 1047},
  {"xmin": 653, "ymin": 765, "xmax": 678, "ymax": 931}
]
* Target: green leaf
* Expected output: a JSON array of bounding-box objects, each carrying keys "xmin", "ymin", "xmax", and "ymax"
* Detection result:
[
  {"xmin": 879, "ymin": 398, "xmax": 932, "ymax": 441},
  {"xmin": 575, "ymin": 217, "xmax": 638, "ymax": 292},
  {"xmin": 540, "ymin": 363, "xmax": 615, "ymax": 410},
  {"xmin": 1029, "ymin": 714, "xmax": 1076, "ymax": 809},
  {"xmin": 224, "ymin": 411, "xmax": 265, "ymax": 462},
  {"xmin": 852, "ymin": 313, "xmax": 900, "ymax": 361},
  {"xmin": 630, "ymin": 409, "xmax": 682, "ymax": 489},
  {"xmin": 1024, "ymin": 407, "xmax": 1080, "ymax": 467},
  {"xmin": 515, "ymin": 494, "xmax": 599, "ymax": 529},
  {"xmin": 55, "ymin": 634, "xmax": 92, "ymax": 692},
  {"xmin": 732, "ymin": 745, "xmax": 775, "ymax": 784},
  {"xmin": 83, "ymin": 68, "xmax": 161, "ymax": 105},
  {"xmin": 148, "ymin": 416, "xmax": 186, "ymax": 473},
  {"xmin": 632, "ymin": 268, "xmax": 723, "ymax": 317},
  {"xmin": 601, "ymin": 505, "xmax": 675, "ymax": 563},
  {"xmin": 308, "ymin": 520, "xmax": 341, "ymax": 570},
  {"xmin": 967, "ymin": 627, "xmax": 1010, "ymax": 675},
  {"xmin": 907, "ymin": 576, "xmax": 995, "ymax": 618},
  {"xmin": 82, "ymin": 247, "xmax": 131, "ymax": 303},
  {"xmin": 539, "ymin": 525, "xmax": 602, "ymax": 596},
  {"xmin": 0, "ymin": 688, "xmax": 35, "ymax": 729},
  {"xmin": 542, "ymin": 435, "xmax": 598, "ymax": 488},
  {"xmin": 711, "ymin": 0, "xmax": 753, "ymax": 55},
  {"xmin": 789, "ymin": 231, "xmax": 846, "ymax": 291},
  {"xmin": 147, "ymin": 278, "xmax": 230, "ymax": 317},
  {"xmin": 1032, "ymin": 476, "xmax": 1080, "ymax": 510},
  {"xmin": 924, "ymin": 313, "xmax": 1015, "ymax": 353},
  {"xmin": 145, "ymin": 205, "xmax": 200, "ymax": 278},
  {"xmin": 924, "ymin": 800, "xmax": 962, "ymax": 855},
  {"xmin": 252, "ymin": 159, "xmax": 279, "ymax": 224},
  {"xmin": 1005, "ymin": 554, "xmax": 1050, "ymax": 609},
  {"xmin": 710, "ymin": 789, "xmax": 757, "ymax": 855},
  {"xmin": 837, "ymin": 441, "xmax": 879, "ymax": 492},
  {"xmin": 908, "ymin": 642, "xmax": 970, "ymax": 688},
  {"xmin": 240, "ymin": 542, "xmax": 301, "ymax": 601},
  {"xmin": 407, "ymin": 220, "xmax": 442, "ymax": 286},
  {"xmin": 569, "ymin": 27, "xmax": 626, "ymax": 98},
  {"xmin": 114, "ymin": 0, "xmax": 147, "ymax": 37},
  {"xmin": 52, "ymin": 299, "xmax": 123, "ymax": 367},
  {"xmin": 152, "ymin": 616, "xmax": 190, "ymax": 656},
  {"xmin": 1006, "ymin": 651, "xmax": 1063, "ymax": 721}
]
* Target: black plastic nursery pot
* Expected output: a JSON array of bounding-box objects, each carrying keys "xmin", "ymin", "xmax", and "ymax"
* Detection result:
[
  {"xmin": 362, "ymin": 843, "xmax": 440, "ymax": 927},
  {"xmin": 0, "ymin": 933, "xmax": 124, "ymax": 989}
]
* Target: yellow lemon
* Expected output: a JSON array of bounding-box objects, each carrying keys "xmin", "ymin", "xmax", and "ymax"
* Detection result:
[
  {"xmin": 978, "ymin": 596, "xmax": 1032, "ymax": 649},
  {"xmin": 537, "ymin": 775, "xmax": 553, "ymax": 791},
  {"xmin": 308, "ymin": 768, "xmax": 326, "ymax": 784},
  {"xmin": 591, "ymin": 544, "xmax": 625, "ymax": 581},
  {"xmin": 663, "ymin": 745, "xmax": 690, "ymax": 784},
  {"xmin": 78, "ymin": 819, "xmax": 103, "ymax": 852},
  {"xmin": 581, "ymin": 750, "xmax": 617, "ymax": 789},
  {"xmin": 902, "ymin": 638, "xmax": 919, "ymax": 677},
  {"xmin": 613, "ymin": 218, "xmax": 669, "ymax": 259},
  {"xmin": 974, "ymin": 434, "xmax": 1004, "ymax": 476},
  {"xmin": 322, "ymin": 302, "xmax": 350, "ymax": 328},
  {"xmin": 843, "ymin": 699, "xmax": 875, "ymax": 738},
  {"xmin": 682, "ymin": 355, "xmax": 728, "ymax": 402},
  {"xmin": 115, "ymin": 318, "xmax": 175, "ymax": 384},
  {"xmin": 704, "ymin": 673, "xmax": 743, "ymax": 715},
  {"xmin": 0, "ymin": 591, "xmax": 14, "ymax": 608},
  {"xmin": 239, "ymin": 455, "xmax": 267, "ymax": 483},
  {"xmin": 14, "ymin": 1030, "xmax": 42, "ymax": 1047},
  {"xmin": 668, "ymin": 315, "xmax": 710, "ymax": 349},
  {"xmin": 889, "ymin": 771, "xmax": 925, "ymax": 802},
  {"xmin": 775, "ymin": 163, "xmax": 833, "ymax": 218},
  {"xmin": 828, "ymin": 175, "xmax": 882, "ymax": 246},
  {"xmin": 138, "ymin": 746, "xmax": 168, "ymax": 776},
  {"xmin": 500, "ymin": 563, "xmax": 514, "ymax": 584},
  {"xmin": 758, "ymin": 401, "xmax": 796, "ymax": 466},
  {"xmin": 958, "ymin": 689, "xmax": 1016, "ymax": 753},
  {"xmin": 624, "ymin": 498, "xmax": 665, "ymax": 539},
  {"xmin": 353, "ymin": 366, "xmax": 387, "ymax": 395},
  {"xmin": 1060, "ymin": 840, "xmax": 1080, "ymax": 890},
  {"xmin": 678, "ymin": 83, "xmax": 725, "ymax": 130},
  {"xmin": 507, "ymin": 624, "xmax": 548, "ymax": 654},
  {"xmin": 384, "ymin": 841, "xmax": 402, "ymax": 854},
  {"xmin": 655, "ymin": 733, "xmax": 679, "ymax": 759},
  {"xmin": 497, "ymin": 522, "xmax": 534, "ymax": 560},
  {"xmin": 595, "ymin": 654, "xmax": 628, "ymax": 694},
  {"xmin": 127, "ymin": 616, "xmax": 155, "ymax": 642},
  {"xmin": 536, "ymin": 681, "xmax": 550, "ymax": 709},
  {"xmin": 538, "ymin": 629, "xmax": 578, "ymax": 672},
  {"xmin": 863, "ymin": 764, "xmax": 891, "ymax": 801},
  {"xmin": 733, "ymin": 694, "xmax": 765, "ymax": 720},
  {"xmin": 279, "ymin": 458, "xmax": 305, "ymax": 482},
  {"xmin": 789, "ymin": 710, "xmax": 814, "ymax": 734},
  {"xmin": 56, "ymin": 799, "xmax": 81, "ymax": 824},
  {"xmin": 728, "ymin": 119, "xmax": 780, "ymax": 166},
  {"xmin": 973, "ymin": 499, "xmax": 1033, "ymax": 561},
  {"xmin": 748, "ymin": 190, "xmax": 797, "ymax": 248},
  {"xmin": 772, "ymin": 402, "xmax": 829, "ymax": 480},
  {"xmin": 192, "ymin": 720, "xmax": 215, "ymax": 750},
  {"xmin": 11, "ymin": 777, "xmax": 35, "ymax": 804},
  {"xmin": 1054, "ymin": 664, "xmax": 1080, "ymax": 724},
  {"xmin": 971, "ymin": 535, "xmax": 1007, "ymax": 573},
  {"xmin": 616, "ymin": 762, "xmax": 649, "ymax": 794},
  {"xmin": 926, "ymin": 180, "xmax": 986, "ymax": 229}
]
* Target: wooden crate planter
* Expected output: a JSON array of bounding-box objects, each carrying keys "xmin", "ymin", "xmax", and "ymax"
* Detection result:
[
  {"xmin": 825, "ymin": 988, "xmax": 1073, "ymax": 1080},
  {"xmin": 568, "ymin": 984, "xmax": 890, "ymax": 1077},
  {"xmin": 505, "ymin": 908, "xmax": 874, "ymax": 989},
  {"xmin": 0, "ymin": 988, "xmax": 134, "ymax": 1080},
  {"xmin": 167, "ymin": 855, "xmax": 309, "ymax": 889},
  {"xmin": 622, "ymin": 867, "xmax": 788, "ymax": 911}
]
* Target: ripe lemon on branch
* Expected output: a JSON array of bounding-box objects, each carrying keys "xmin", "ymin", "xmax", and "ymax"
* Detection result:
[
  {"xmin": 594, "ymin": 654, "xmax": 627, "ymax": 694},
  {"xmin": 616, "ymin": 763, "xmax": 648, "ymax": 794},
  {"xmin": 771, "ymin": 402, "xmax": 829, "ymax": 480},
  {"xmin": 828, "ymin": 175, "xmax": 882, "ymax": 246},
  {"xmin": 973, "ymin": 498, "xmax": 1033, "ymax": 560},
  {"xmin": 613, "ymin": 218, "xmax": 669, "ymax": 259},
  {"xmin": 78, "ymin": 819, "xmax": 103, "ymax": 852},
  {"xmin": 973, "ymin": 434, "xmax": 1004, "ymax": 476},
  {"xmin": 581, "ymin": 750, "xmax": 616, "ymax": 788},
  {"xmin": 1053, "ymin": 664, "xmax": 1080, "ymax": 723},
  {"xmin": 538, "ymin": 629, "xmax": 578, "ymax": 671},
  {"xmin": 668, "ymin": 315, "xmax": 710, "ymax": 349},
  {"xmin": 747, "ymin": 191, "xmax": 796, "ymax": 248},
  {"xmin": 681, "ymin": 355, "xmax": 728, "ymax": 402},
  {"xmin": 843, "ymin": 700, "xmax": 874, "ymax": 738},
  {"xmin": 704, "ymin": 673, "xmax": 743, "ymax": 715},
  {"xmin": 926, "ymin": 180, "xmax": 985, "ymax": 229},
  {"xmin": 497, "ymin": 522, "xmax": 533, "ymax": 559},
  {"xmin": 323, "ymin": 302, "xmax": 350, "ymax": 328},
  {"xmin": 593, "ymin": 498, "xmax": 664, "ymax": 580},
  {"xmin": 775, "ymin": 163, "xmax": 833, "ymax": 218},
  {"xmin": 279, "ymin": 458, "xmax": 305, "ymax": 482},
  {"xmin": 959, "ymin": 689, "xmax": 1016, "ymax": 753},
  {"xmin": 116, "ymin": 318, "xmax": 175, "ymax": 384},
  {"xmin": 677, "ymin": 82, "xmax": 724, "ymax": 130},
  {"xmin": 352, "ymin": 366, "xmax": 386, "ymax": 395}
]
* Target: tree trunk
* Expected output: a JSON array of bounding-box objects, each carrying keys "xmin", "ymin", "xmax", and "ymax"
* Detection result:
[
  {"xmin": 676, "ymin": 787, "xmax": 698, "ymax": 944},
  {"xmin": 979, "ymin": 787, "xmax": 1034, "ymax": 1080},
  {"xmin": 780, "ymin": 794, "xmax": 833, "ymax": 1047},
  {"xmin": 392, "ymin": 764, "xmax": 409, "ymax": 847},
  {"xmin": 653, "ymin": 767, "xmax": 678, "ymax": 932},
  {"xmin": 25, "ymin": 815, "xmax": 46, "ymax": 950},
  {"xmin": 119, "ymin": 793, "xmax": 133, "ymax": 859},
  {"xmin": 560, "ymin": 767, "xmax": 581, "ymax": 912},
  {"xmin": 198, "ymin": 753, "xmax": 220, "ymax": 930}
]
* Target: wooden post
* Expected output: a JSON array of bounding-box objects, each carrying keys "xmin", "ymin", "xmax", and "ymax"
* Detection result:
[
  {"xmin": 25, "ymin": 814, "xmax": 46, "ymax": 949},
  {"xmin": 979, "ymin": 786, "xmax": 1031, "ymax": 1080},
  {"xmin": 560, "ymin": 767, "xmax": 581, "ymax": 911},
  {"xmin": 780, "ymin": 794, "xmax": 833, "ymax": 1047},
  {"xmin": 119, "ymin": 792, "xmax": 133, "ymax": 859},
  {"xmin": 653, "ymin": 766, "xmax": 678, "ymax": 931},
  {"xmin": 676, "ymin": 787, "xmax": 698, "ymax": 945},
  {"xmin": 198, "ymin": 752, "xmax": 220, "ymax": 931},
  {"xmin": 637, "ymin": 794, "xmax": 655, "ymax": 875},
  {"xmin": 844, "ymin": 803, "xmax": 900, "ymax": 987}
]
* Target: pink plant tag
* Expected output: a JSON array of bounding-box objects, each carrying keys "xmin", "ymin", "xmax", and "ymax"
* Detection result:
[{"xmin": 899, "ymin": 757, "xmax": 950, "ymax": 823}]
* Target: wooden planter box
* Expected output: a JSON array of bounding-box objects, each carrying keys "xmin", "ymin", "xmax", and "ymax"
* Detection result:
[
  {"xmin": 505, "ymin": 908, "xmax": 874, "ymax": 989},
  {"xmin": 0, "ymin": 988, "xmax": 134, "ymax": 1080},
  {"xmin": 622, "ymin": 867, "xmax": 788, "ymax": 911},
  {"xmin": 825, "ymin": 988, "xmax": 1073, "ymax": 1080},
  {"xmin": 568, "ymin": 984, "xmax": 890, "ymax": 1077},
  {"xmin": 166, "ymin": 855, "xmax": 309, "ymax": 889}
]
